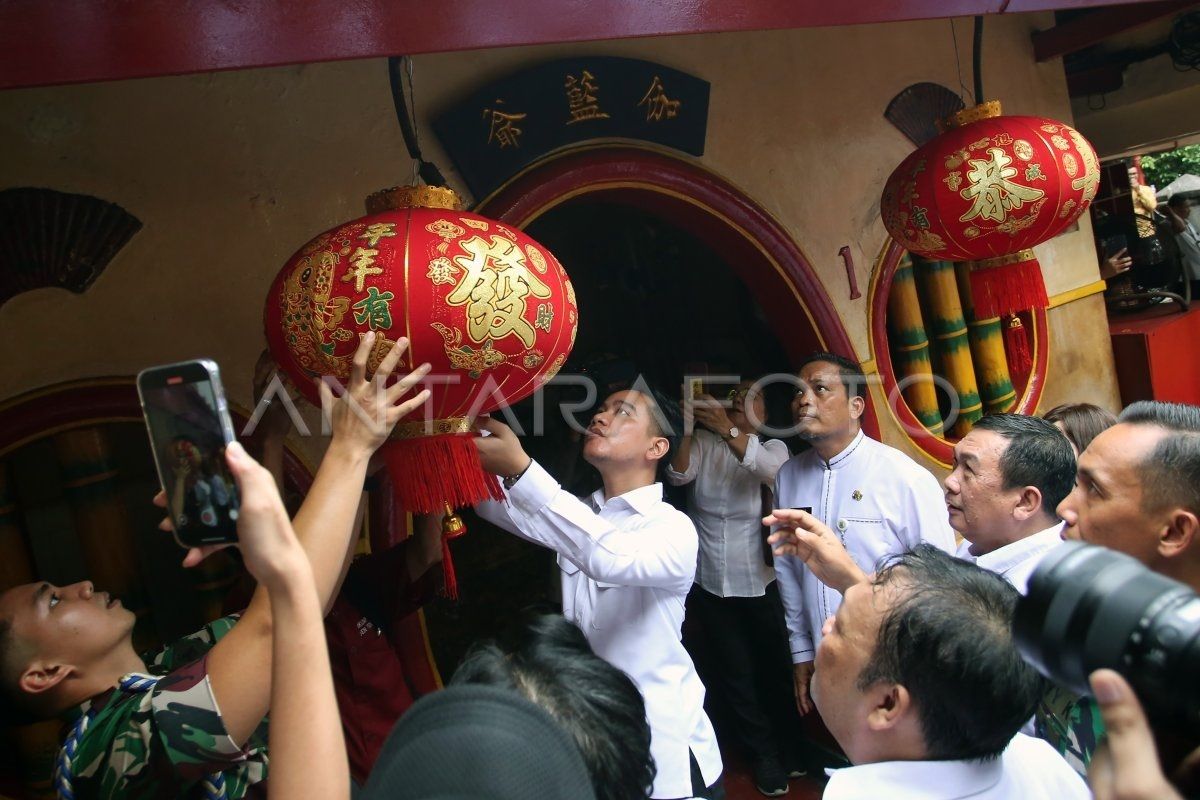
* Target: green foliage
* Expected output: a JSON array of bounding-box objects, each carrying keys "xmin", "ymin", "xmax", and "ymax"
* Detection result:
[{"xmin": 1142, "ymin": 144, "xmax": 1200, "ymax": 190}]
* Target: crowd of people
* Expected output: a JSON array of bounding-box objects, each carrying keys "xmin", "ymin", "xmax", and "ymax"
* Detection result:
[{"xmin": 1, "ymin": 332, "xmax": 1197, "ymax": 800}]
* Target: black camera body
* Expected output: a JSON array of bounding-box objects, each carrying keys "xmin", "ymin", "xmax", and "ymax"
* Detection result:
[{"xmin": 1014, "ymin": 541, "xmax": 1200, "ymax": 735}]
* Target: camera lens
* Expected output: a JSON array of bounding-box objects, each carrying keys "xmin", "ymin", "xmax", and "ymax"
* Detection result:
[{"xmin": 1014, "ymin": 541, "xmax": 1200, "ymax": 734}]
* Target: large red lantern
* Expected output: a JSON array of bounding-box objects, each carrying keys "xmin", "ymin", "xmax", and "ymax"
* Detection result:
[
  {"xmin": 265, "ymin": 185, "xmax": 578, "ymax": 592},
  {"xmin": 881, "ymin": 102, "xmax": 1100, "ymax": 321}
]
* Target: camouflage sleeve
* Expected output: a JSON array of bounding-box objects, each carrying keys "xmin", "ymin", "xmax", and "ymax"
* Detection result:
[
  {"xmin": 151, "ymin": 652, "xmax": 269, "ymax": 767},
  {"xmin": 1035, "ymin": 685, "xmax": 1105, "ymax": 778},
  {"xmin": 149, "ymin": 615, "xmax": 241, "ymax": 673}
]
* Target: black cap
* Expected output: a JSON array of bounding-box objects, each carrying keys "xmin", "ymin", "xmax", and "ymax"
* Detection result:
[{"xmin": 361, "ymin": 685, "xmax": 597, "ymax": 800}]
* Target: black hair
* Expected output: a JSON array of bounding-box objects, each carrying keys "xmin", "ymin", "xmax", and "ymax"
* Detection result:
[
  {"xmin": 797, "ymin": 352, "xmax": 867, "ymax": 402},
  {"xmin": 973, "ymin": 413, "xmax": 1076, "ymax": 518},
  {"xmin": 1118, "ymin": 401, "xmax": 1200, "ymax": 514},
  {"xmin": 857, "ymin": 545, "xmax": 1046, "ymax": 762},
  {"xmin": 1041, "ymin": 403, "xmax": 1117, "ymax": 454},
  {"xmin": 1169, "ymin": 194, "xmax": 1191, "ymax": 210},
  {"xmin": 451, "ymin": 613, "xmax": 656, "ymax": 800},
  {"xmin": 0, "ymin": 616, "xmax": 32, "ymax": 727}
]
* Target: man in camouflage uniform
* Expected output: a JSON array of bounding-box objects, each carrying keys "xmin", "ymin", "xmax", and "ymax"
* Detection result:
[{"xmin": 0, "ymin": 334, "xmax": 430, "ymax": 798}]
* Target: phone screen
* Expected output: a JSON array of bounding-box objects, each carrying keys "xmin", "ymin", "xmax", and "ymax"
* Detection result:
[{"xmin": 140, "ymin": 369, "xmax": 239, "ymax": 546}]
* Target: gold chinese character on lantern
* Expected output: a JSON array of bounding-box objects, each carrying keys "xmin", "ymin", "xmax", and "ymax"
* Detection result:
[
  {"xmin": 638, "ymin": 76, "xmax": 681, "ymax": 122},
  {"xmin": 359, "ymin": 222, "xmax": 397, "ymax": 247},
  {"xmin": 564, "ymin": 70, "xmax": 610, "ymax": 125},
  {"xmin": 958, "ymin": 148, "xmax": 1045, "ymax": 224},
  {"xmin": 448, "ymin": 235, "xmax": 553, "ymax": 348},
  {"xmin": 483, "ymin": 101, "xmax": 527, "ymax": 148},
  {"xmin": 343, "ymin": 247, "xmax": 383, "ymax": 292}
]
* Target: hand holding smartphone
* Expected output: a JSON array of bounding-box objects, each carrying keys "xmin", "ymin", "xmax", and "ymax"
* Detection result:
[{"xmin": 138, "ymin": 360, "xmax": 241, "ymax": 548}]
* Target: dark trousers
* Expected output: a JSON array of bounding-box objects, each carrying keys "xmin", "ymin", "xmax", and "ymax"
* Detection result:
[{"xmin": 684, "ymin": 582, "xmax": 800, "ymax": 765}]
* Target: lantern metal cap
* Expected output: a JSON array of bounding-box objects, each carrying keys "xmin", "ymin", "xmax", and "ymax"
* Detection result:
[
  {"xmin": 366, "ymin": 185, "xmax": 463, "ymax": 215},
  {"xmin": 938, "ymin": 100, "xmax": 1003, "ymax": 132}
]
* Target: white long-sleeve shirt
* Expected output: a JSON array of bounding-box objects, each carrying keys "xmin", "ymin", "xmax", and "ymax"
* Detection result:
[
  {"xmin": 476, "ymin": 460, "xmax": 722, "ymax": 799},
  {"xmin": 665, "ymin": 430, "xmax": 790, "ymax": 597},
  {"xmin": 773, "ymin": 430, "xmax": 955, "ymax": 663}
]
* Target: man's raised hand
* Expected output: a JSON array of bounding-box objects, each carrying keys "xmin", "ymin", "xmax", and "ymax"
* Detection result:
[{"xmin": 765, "ymin": 507, "xmax": 867, "ymax": 594}]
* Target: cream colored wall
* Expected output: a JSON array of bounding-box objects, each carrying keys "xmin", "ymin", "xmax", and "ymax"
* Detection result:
[{"xmin": 0, "ymin": 13, "xmax": 1120, "ymax": 467}]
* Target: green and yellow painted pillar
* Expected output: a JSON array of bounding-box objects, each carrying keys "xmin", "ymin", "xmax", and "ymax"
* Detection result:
[
  {"xmin": 956, "ymin": 262, "xmax": 1016, "ymax": 415},
  {"xmin": 887, "ymin": 253, "xmax": 944, "ymax": 436},
  {"xmin": 913, "ymin": 256, "xmax": 982, "ymax": 438}
]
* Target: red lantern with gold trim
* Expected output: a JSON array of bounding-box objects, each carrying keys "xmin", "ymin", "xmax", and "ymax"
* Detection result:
[
  {"xmin": 880, "ymin": 102, "xmax": 1100, "ymax": 326},
  {"xmin": 264, "ymin": 185, "xmax": 578, "ymax": 596}
]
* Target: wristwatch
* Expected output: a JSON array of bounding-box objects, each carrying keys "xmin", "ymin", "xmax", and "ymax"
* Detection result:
[
  {"xmin": 502, "ymin": 459, "xmax": 533, "ymax": 490},
  {"xmin": 723, "ymin": 426, "xmax": 740, "ymax": 441}
]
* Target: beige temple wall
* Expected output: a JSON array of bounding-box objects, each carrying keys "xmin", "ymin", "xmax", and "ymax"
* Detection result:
[{"xmin": 0, "ymin": 12, "xmax": 1120, "ymax": 469}]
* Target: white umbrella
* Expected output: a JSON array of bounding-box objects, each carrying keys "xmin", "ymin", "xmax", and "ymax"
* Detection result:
[{"xmin": 1156, "ymin": 173, "xmax": 1200, "ymax": 200}]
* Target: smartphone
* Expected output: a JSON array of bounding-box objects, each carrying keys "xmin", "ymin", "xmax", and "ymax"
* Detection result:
[
  {"xmin": 790, "ymin": 506, "xmax": 814, "ymax": 515},
  {"xmin": 689, "ymin": 378, "xmax": 705, "ymax": 399},
  {"xmin": 137, "ymin": 360, "xmax": 240, "ymax": 547}
]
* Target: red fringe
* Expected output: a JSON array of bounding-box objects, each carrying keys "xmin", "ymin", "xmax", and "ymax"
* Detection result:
[
  {"xmin": 969, "ymin": 257, "xmax": 1049, "ymax": 320},
  {"xmin": 382, "ymin": 433, "xmax": 503, "ymax": 514},
  {"xmin": 1004, "ymin": 314, "xmax": 1033, "ymax": 381}
]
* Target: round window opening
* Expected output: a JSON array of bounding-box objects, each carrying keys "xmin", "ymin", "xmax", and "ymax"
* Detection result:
[{"xmin": 869, "ymin": 240, "xmax": 1048, "ymax": 465}]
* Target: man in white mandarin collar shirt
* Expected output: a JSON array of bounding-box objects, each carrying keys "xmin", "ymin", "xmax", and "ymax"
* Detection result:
[
  {"xmin": 945, "ymin": 413, "xmax": 1076, "ymax": 595},
  {"xmin": 772, "ymin": 353, "xmax": 954, "ymax": 719},
  {"xmin": 472, "ymin": 387, "xmax": 723, "ymax": 800},
  {"xmin": 764, "ymin": 527, "xmax": 1089, "ymax": 800}
]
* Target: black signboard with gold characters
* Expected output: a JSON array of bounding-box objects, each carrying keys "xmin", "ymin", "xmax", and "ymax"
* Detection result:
[{"xmin": 433, "ymin": 57, "xmax": 710, "ymax": 199}]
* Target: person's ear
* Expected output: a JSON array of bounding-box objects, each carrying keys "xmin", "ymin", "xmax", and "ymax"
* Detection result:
[
  {"xmin": 848, "ymin": 395, "xmax": 866, "ymax": 422},
  {"xmin": 1159, "ymin": 509, "xmax": 1199, "ymax": 560},
  {"xmin": 866, "ymin": 683, "xmax": 912, "ymax": 732},
  {"xmin": 1013, "ymin": 486, "xmax": 1043, "ymax": 522},
  {"xmin": 19, "ymin": 661, "xmax": 73, "ymax": 697},
  {"xmin": 647, "ymin": 436, "xmax": 669, "ymax": 462}
]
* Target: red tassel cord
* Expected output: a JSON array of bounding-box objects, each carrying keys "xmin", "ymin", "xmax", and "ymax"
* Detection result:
[{"xmin": 1004, "ymin": 314, "xmax": 1033, "ymax": 381}]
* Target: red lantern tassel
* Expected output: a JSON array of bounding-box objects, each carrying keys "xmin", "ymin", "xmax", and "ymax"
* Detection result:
[
  {"xmin": 969, "ymin": 251, "xmax": 1048, "ymax": 320},
  {"xmin": 1004, "ymin": 313, "xmax": 1033, "ymax": 380},
  {"xmin": 383, "ymin": 433, "xmax": 503, "ymax": 514},
  {"xmin": 441, "ymin": 535, "xmax": 458, "ymax": 601}
]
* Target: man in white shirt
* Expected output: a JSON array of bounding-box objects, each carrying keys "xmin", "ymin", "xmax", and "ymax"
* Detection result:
[
  {"xmin": 773, "ymin": 353, "xmax": 954, "ymax": 717},
  {"xmin": 764, "ymin": 522, "xmax": 1089, "ymax": 800},
  {"xmin": 1168, "ymin": 194, "xmax": 1200, "ymax": 284},
  {"xmin": 472, "ymin": 388, "xmax": 724, "ymax": 800},
  {"xmin": 666, "ymin": 381, "xmax": 794, "ymax": 796},
  {"xmin": 945, "ymin": 413, "xmax": 1075, "ymax": 594},
  {"xmin": 944, "ymin": 413, "xmax": 1098, "ymax": 774}
]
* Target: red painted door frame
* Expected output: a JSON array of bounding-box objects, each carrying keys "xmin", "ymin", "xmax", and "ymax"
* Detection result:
[
  {"xmin": 478, "ymin": 145, "xmax": 881, "ymax": 439},
  {"xmin": 0, "ymin": 0, "xmax": 1161, "ymax": 91}
]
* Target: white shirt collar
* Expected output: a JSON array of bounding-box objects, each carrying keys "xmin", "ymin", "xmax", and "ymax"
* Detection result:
[
  {"xmin": 588, "ymin": 482, "xmax": 664, "ymax": 515},
  {"xmin": 824, "ymin": 754, "xmax": 1004, "ymax": 799},
  {"xmin": 973, "ymin": 523, "xmax": 1064, "ymax": 576},
  {"xmin": 823, "ymin": 429, "xmax": 867, "ymax": 470}
]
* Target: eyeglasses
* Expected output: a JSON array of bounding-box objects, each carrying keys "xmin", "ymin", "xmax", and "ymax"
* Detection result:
[{"xmin": 727, "ymin": 387, "xmax": 751, "ymax": 402}]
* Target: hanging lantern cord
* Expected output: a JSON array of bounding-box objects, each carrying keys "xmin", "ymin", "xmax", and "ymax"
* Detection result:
[
  {"xmin": 386, "ymin": 55, "xmax": 446, "ymax": 187},
  {"xmin": 973, "ymin": 16, "xmax": 985, "ymax": 105}
]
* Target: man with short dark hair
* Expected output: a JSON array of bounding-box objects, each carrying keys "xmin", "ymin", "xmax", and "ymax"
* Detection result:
[
  {"xmin": 1058, "ymin": 400, "xmax": 1200, "ymax": 590},
  {"xmin": 1167, "ymin": 194, "xmax": 1200, "ymax": 284},
  {"xmin": 766, "ymin": 521, "xmax": 1089, "ymax": 800},
  {"xmin": 473, "ymin": 385, "xmax": 723, "ymax": 800},
  {"xmin": 945, "ymin": 413, "xmax": 1075, "ymax": 593},
  {"xmin": 773, "ymin": 353, "xmax": 954, "ymax": 718},
  {"xmin": 451, "ymin": 613, "xmax": 656, "ymax": 800}
]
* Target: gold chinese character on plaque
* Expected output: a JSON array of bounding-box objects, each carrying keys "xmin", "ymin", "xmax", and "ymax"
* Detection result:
[
  {"xmin": 564, "ymin": 70, "xmax": 610, "ymax": 125},
  {"xmin": 638, "ymin": 76, "xmax": 681, "ymax": 122},
  {"xmin": 482, "ymin": 100, "xmax": 527, "ymax": 149},
  {"xmin": 342, "ymin": 247, "xmax": 383, "ymax": 292},
  {"xmin": 448, "ymin": 235, "xmax": 553, "ymax": 348}
]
